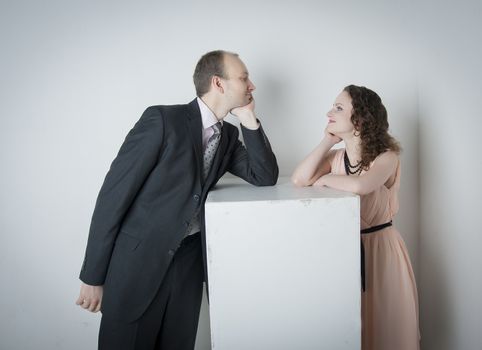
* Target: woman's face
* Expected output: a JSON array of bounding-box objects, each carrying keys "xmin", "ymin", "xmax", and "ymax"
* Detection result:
[{"xmin": 326, "ymin": 90, "xmax": 354, "ymax": 137}]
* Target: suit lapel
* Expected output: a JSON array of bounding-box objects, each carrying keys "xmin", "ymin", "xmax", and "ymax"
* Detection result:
[{"xmin": 186, "ymin": 99, "xmax": 203, "ymax": 185}]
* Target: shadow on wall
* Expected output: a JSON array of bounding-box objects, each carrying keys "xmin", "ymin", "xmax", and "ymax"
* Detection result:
[{"xmin": 420, "ymin": 229, "xmax": 455, "ymax": 350}]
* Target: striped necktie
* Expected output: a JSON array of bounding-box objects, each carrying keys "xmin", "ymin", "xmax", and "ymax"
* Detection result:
[{"xmin": 203, "ymin": 122, "xmax": 221, "ymax": 180}]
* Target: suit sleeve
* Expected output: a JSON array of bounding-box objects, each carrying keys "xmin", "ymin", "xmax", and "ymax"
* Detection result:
[
  {"xmin": 227, "ymin": 122, "xmax": 279, "ymax": 186},
  {"xmin": 79, "ymin": 107, "xmax": 164, "ymax": 285}
]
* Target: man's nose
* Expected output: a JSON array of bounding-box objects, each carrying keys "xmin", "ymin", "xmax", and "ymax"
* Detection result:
[{"xmin": 248, "ymin": 80, "xmax": 256, "ymax": 91}]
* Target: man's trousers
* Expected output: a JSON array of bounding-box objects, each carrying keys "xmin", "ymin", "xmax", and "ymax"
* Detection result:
[{"xmin": 98, "ymin": 233, "xmax": 204, "ymax": 350}]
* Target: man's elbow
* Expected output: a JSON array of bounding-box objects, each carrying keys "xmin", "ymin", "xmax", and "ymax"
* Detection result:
[
  {"xmin": 260, "ymin": 171, "xmax": 279, "ymax": 186},
  {"xmin": 263, "ymin": 166, "xmax": 279, "ymax": 186},
  {"xmin": 251, "ymin": 168, "xmax": 278, "ymax": 187}
]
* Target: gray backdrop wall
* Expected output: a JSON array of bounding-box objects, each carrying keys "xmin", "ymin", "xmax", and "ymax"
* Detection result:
[{"xmin": 0, "ymin": 0, "xmax": 480, "ymax": 349}]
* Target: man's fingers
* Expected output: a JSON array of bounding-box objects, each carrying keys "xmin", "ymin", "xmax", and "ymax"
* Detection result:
[
  {"xmin": 81, "ymin": 299, "xmax": 91, "ymax": 309},
  {"xmin": 75, "ymin": 295, "xmax": 84, "ymax": 305},
  {"xmin": 94, "ymin": 301, "xmax": 102, "ymax": 313},
  {"xmin": 77, "ymin": 283, "xmax": 103, "ymax": 312},
  {"xmin": 76, "ymin": 292, "xmax": 88, "ymax": 306},
  {"xmin": 79, "ymin": 297, "xmax": 102, "ymax": 312},
  {"xmin": 88, "ymin": 299, "xmax": 99, "ymax": 312}
]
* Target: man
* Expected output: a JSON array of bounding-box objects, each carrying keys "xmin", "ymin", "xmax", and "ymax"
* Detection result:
[{"xmin": 76, "ymin": 50, "xmax": 278, "ymax": 349}]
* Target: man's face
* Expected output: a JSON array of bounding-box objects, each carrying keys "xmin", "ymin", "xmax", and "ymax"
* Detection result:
[{"xmin": 221, "ymin": 55, "xmax": 256, "ymax": 109}]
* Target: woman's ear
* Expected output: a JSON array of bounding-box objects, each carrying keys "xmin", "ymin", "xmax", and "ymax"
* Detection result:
[{"xmin": 353, "ymin": 123, "xmax": 361, "ymax": 137}]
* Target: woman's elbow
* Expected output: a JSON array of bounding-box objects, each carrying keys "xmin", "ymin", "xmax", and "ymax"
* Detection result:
[
  {"xmin": 291, "ymin": 176, "xmax": 310, "ymax": 187},
  {"xmin": 352, "ymin": 182, "xmax": 372, "ymax": 195}
]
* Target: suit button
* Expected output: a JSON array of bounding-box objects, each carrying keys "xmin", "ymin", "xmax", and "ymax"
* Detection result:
[
  {"xmin": 193, "ymin": 194, "xmax": 200, "ymax": 202},
  {"xmin": 168, "ymin": 249, "xmax": 175, "ymax": 256},
  {"xmin": 184, "ymin": 221, "xmax": 190, "ymax": 227}
]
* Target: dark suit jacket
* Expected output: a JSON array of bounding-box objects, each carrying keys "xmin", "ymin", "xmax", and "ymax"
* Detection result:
[{"xmin": 79, "ymin": 99, "xmax": 278, "ymax": 322}]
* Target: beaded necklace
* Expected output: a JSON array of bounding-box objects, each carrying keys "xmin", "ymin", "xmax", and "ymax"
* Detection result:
[{"xmin": 344, "ymin": 150, "xmax": 363, "ymax": 176}]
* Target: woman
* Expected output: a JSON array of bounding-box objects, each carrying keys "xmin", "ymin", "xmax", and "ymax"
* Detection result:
[{"xmin": 292, "ymin": 85, "xmax": 420, "ymax": 350}]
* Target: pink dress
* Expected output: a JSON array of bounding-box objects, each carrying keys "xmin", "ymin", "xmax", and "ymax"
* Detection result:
[{"xmin": 331, "ymin": 149, "xmax": 420, "ymax": 350}]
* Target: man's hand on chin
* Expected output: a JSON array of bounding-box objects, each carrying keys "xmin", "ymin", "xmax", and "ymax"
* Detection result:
[{"xmin": 230, "ymin": 98, "xmax": 259, "ymax": 130}]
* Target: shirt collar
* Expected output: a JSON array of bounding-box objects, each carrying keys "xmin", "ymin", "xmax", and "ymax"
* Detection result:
[{"xmin": 197, "ymin": 97, "xmax": 223, "ymax": 130}]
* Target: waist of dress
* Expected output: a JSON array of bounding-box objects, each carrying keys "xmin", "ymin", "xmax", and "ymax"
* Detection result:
[
  {"xmin": 360, "ymin": 220, "xmax": 393, "ymax": 292},
  {"xmin": 361, "ymin": 221, "xmax": 392, "ymax": 234}
]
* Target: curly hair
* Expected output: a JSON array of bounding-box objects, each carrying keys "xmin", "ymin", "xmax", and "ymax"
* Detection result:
[{"xmin": 343, "ymin": 85, "xmax": 401, "ymax": 170}]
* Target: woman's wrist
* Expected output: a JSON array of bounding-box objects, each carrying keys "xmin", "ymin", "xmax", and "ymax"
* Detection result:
[{"xmin": 320, "ymin": 137, "xmax": 336, "ymax": 148}]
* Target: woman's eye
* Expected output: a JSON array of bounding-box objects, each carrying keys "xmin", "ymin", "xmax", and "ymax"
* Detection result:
[{"xmin": 336, "ymin": 106, "xmax": 343, "ymax": 111}]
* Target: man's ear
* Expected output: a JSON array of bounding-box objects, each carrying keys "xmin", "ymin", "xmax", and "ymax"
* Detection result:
[{"xmin": 211, "ymin": 76, "xmax": 224, "ymax": 94}]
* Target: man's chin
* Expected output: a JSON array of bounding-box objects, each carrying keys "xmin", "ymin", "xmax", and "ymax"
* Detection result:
[
  {"xmin": 232, "ymin": 100, "xmax": 251, "ymax": 110},
  {"xmin": 242, "ymin": 96, "xmax": 253, "ymax": 106}
]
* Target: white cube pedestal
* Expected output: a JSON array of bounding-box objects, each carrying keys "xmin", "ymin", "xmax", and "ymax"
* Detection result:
[{"xmin": 205, "ymin": 177, "xmax": 361, "ymax": 350}]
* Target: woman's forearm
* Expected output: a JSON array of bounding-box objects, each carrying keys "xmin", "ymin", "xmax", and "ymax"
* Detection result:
[{"xmin": 291, "ymin": 139, "xmax": 334, "ymax": 186}]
